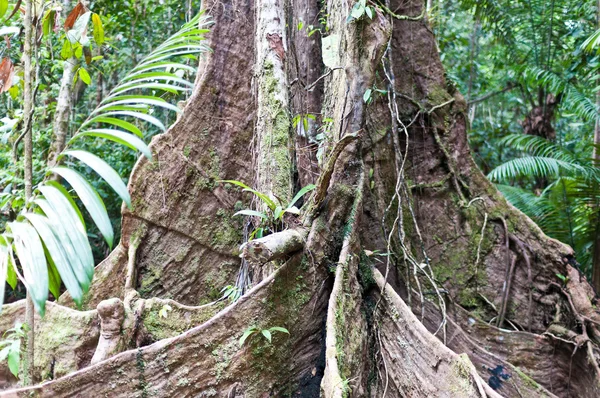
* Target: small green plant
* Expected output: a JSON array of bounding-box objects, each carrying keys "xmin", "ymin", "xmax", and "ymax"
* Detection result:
[
  {"xmin": 158, "ymin": 304, "xmax": 172, "ymax": 319},
  {"xmin": 348, "ymin": 0, "xmax": 376, "ymax": 22},
  {"xmin": 220, "ymin": 180, "xmax": 315, "ymax": 238},
  {"xmin": 292, "ymin": 114, "xmax": 316, "ymax": 137},
  {"xmin": 220, "ymin": 285, "xmax": 242, "ymax": 302},
  {"xmin": 556, "ymin": 273, "xmax": 569, "ymax": 284},
  {"xmin": 239, "ymin": 326, "xmax": 289, "ymax": 347},
  {"xmin": 0, "ymin": 322, "xmax": 27, "ymax": 378},
  {"xmin": 363, "ymin": 86, "xmax": 388, "ymax": 105}
]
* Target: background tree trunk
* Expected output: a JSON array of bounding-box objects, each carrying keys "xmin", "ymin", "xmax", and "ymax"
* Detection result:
[{"xmin": 4, "ymin": 0, "xmax": 600, "ymax": 396}]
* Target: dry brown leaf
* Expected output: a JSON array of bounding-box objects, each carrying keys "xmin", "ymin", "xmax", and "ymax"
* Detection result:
[
  {"xmin": 64, "ymin": 1, "xmax": 86, "ymax": 31},
  {"xmin": 0, "ymin": 58, "xmax": 15, "ymax": 93}
]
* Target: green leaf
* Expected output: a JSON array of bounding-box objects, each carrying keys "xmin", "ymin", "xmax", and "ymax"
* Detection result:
[
  {"xmin": 84, "ymin": 116, "xmax": 142, "ymax": 137},
  {"xmin": 88, "ymin": 111, "xmax": 166, "ymax": 132},
  {"xmin": 8, "ymin": 221, "xmax": 48, "ymax": 315},
  {"xmin": 34, "ymin": 199, "xmax": 90, "ymax": 299},
  {"xmin": 119, "ymin": 72, "xmax": 195, "ymax": 88},
  {"xmin": 50, "ymin": 167, "xmax": 113, "ymax": 249},
  {"xmin": 7, "ymin": 342, "xmax": 19, "ymax": 377},
  {"xmin": 239, "ymin": 328, "xmax": 256, "ymax": 346},
  {"xmin": 5, "ymin": 244, "xmax": 16, "ymax": 290},
  {"xmin": 233, "ymin": 210, "xmax": 268, "ymax": 219},
  {"xmin": 45, "ymin": 181, "xmax": 86, "ymax": 230},
  {"xmin": 350, "ymin": 2, "xmax": 365, "ymax": 20},
  {"xmin": 46, "ymin": 250, "xmax": 62, "ymax": 300},
  {"xmin": 365, "ymin": 6, "xmax": 373, "ymax": 19},
  {"xmin": 273, "ymin": 206, "xmax": 283, "ymax": 220},
  {"xmin": 61, "ymin": 40, "xmax": 73, "ymax": 59},
  {"xmin": 70, "ymin": 129, "xmax": 152, "ymax": 160},
  {"xmin": 219, "ymin": 180, "xmax": 277, "ymax": 211},
  {"xmin": 37, "ymin": 185, "xmax": 94, "ymax": 287},
  {"xmin": 62, "ymin": 150, "xmax": 132, "ymax": 208},
  {"xmin": 78, "ymin": 68, "xmax": 91, "ymax": 85},
  {"xmin": 92, "ymin": 13, "xmax": 104, "ymax": 46},
  {"xmin": 363, "ymin": 88, "xmax": 372, "ymax": 103},
  {"xmin": 24, "ymin": 213, "xmax": 83, "ymax": 306},
  {"xmin": 261, "ymin": 329, "xmax": 272, "ymax": 343},
  {"xmin": 0, "ymin": 0, "xmax": 8, "ymax": 20},
  {"xmin": 269, "ymin": 326, "xmax": 289, "ymax": 334},
  {"xmin": 42, "ymin": 10, "xmax": 55, "ymax": 37},
  {"xmin": 287, "ymin": 184, "xmax": 316, "ymax": 209},
  {"xmin": 95, "ymin": 96, "xmax": 181, "ymax": 114}
]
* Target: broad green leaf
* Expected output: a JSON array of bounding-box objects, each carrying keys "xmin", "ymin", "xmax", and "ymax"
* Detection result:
[
  {"xmin": 130, "ymin": 62, "xmax": 196, "ymax": 75},
  {"xmin": 84, "ymin": 116, "xmax": 142, "ymax": 137},
  {"xmin": 61, "ymin": 40, "xmax": 73, "ymax": 59},
  {"xmin": 261, "ymin": 329, "xmax": 272, "ymax": 343},
  {"xmin": 34, "ymin": 199, "xmax": 91, "ymax": 297},
  {"xmin": 5, "ymin": 243, "xmax": 16, "ymax": 290},
  {"xmin": 95, "ymin": 96, "xmax": 181, "ymax": 114},
  {"xmin": 38, "ymin": 185, "xmax": 94, "ymax": 284},
  {"xmin": 273, "ymin": 206, "xmax": 283, "ymax": 220},
  {"xmin": 90, "ymin": 111, "xmax": 166, "ymax": 132},
  {"xmin": 268, "ymin": 326, "xmax": 289, "ymax": 334},
  {"xmin": 287, "ymin": 184, "xmax": 316, "ymax": 209},
  {"xmin": 45, "ymin": 181, "xmax": 86, "ymax": 230},
  {"xmin": 91, "ymin": 13, "xmax": 104, "ymax": 45},
  {"xmin": 111, "ymin": 83, "xmax": 187, "ymax": 95},
  {"xmin": 8, "ymin": 221, "xmax": 48, "ymax": 315},
  {"xmin": 219, "ymin": 180, "xmax": 277, "ymax": 211},
  {"xmin": 50, "ymin": 167, "xmax": 113, "ymax": 249},
  {"xmin": 363, "ymin": 88, "xmax": 372, "ymax": 103},
  {"xmin": 62, "ymin": 150, "xmax": 132, "ymax": 208},
  {"xmin": 42, "ymin": 10, "xmax": 56, "ymax": 37},
  {"xmin": 7, "ymin": 342, "xmax": 19, "ymax": 377},
  {"xmin": 0, "ymin": 0, "xmax": 7, "ymax": 20},
  {"xmin": 239, "ymin": 328, "xmax": 256, "ymax": 346},
  {"xmin": 46, "ymin": 250, "xmax": 62, "ymax": 300},
  {"xmin": 78, "ymin": 68, "xmax": 91, "ymax": 85},
  {"xmin": 121, "ymin": 72, "xmax": 195, "ymax": 88},
  {"xmin": 71, "ymin": 129, "xmax": 152, "ymax": 160},
  {"xmin": 233, "ymin": 210, "xmax": 268, "ymax": 219},
  {"xmin": 24, "ymin": 213, "xmax": 83, "ymax": 305}
]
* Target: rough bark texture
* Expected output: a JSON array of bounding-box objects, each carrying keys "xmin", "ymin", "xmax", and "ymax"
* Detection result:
[
  {"xmin": 3, "ymin": 0, "xmax": 600, "ymax": 397},
  {"xmin": 47, "ymin": 58, "xmax": 77, "ymax": 167}
]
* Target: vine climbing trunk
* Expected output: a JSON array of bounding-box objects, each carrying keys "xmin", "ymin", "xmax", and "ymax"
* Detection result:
[{"xmin": 3, "ymin": 0, "xmax": 600, "ymax": 397}]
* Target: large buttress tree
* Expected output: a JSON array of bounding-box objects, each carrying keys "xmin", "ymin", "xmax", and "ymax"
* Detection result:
[{"xmin": 4, "ymin": 0, "xmax": 600, "ymax": 396}]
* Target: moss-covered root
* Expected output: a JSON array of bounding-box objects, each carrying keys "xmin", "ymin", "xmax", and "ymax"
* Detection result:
[
  {"xmin": 372, "ymin": 269, "xmax": 501, "ymax": 397},
  {"xmin": 0, "ymin": 300, "xmax": 99, "ymax": 388}
]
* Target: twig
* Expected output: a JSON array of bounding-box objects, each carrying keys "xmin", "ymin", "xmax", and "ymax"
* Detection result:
[
  {"xmin": 467, "ymin": 84, "xmax": 516, "ymax": 106},
  {"xmin": 427, "ymin": 98, "xmax": 455, "ymax": 114},
  {"xmin": 305, "ymin": 67, "xmax": 343, "ymax": 92}
]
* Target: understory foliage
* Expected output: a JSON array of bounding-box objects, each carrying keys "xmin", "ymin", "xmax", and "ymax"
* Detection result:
[
  {"xmin": 437, "ymin": 0, "xmax": 600, "ymax": 278},
  {"xmin": 0, "ymin": 1, "xmax": 210, "ymax": 314}
]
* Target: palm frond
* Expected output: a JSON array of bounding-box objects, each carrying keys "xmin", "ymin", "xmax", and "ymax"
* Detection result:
[{"xmin": 0, "ymin": 12, "xmax": 211, "ymax": 313}]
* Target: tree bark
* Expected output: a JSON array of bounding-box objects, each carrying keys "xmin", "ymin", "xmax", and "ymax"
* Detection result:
[{"xmin": 3, "ymin": 0, "xmax": 600, "ymax": 397}]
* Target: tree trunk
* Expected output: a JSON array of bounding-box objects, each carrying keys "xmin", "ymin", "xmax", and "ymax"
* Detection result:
[{"xmin": 3, "ymin": 0, "xmax": 600, "ymax": 397}]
